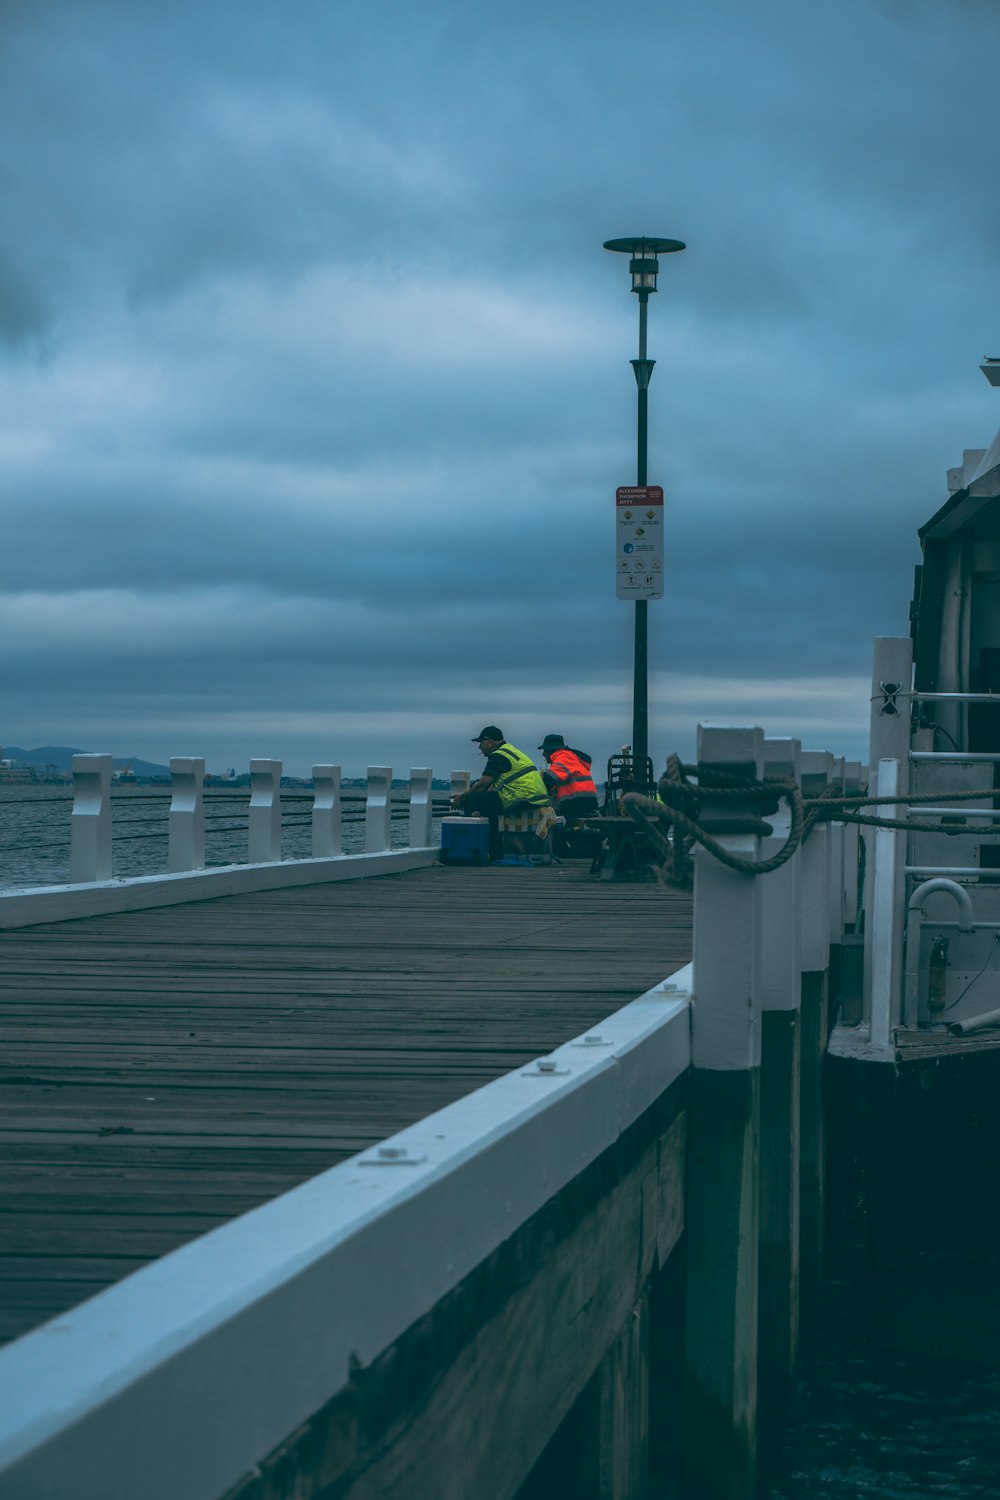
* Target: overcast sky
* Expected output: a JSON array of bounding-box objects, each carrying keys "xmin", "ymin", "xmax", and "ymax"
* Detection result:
[{"xmin": 2, "ymin": 0, "xmax": 999, "ymax": 777}]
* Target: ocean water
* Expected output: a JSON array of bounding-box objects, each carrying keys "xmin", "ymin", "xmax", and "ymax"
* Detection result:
[
  {"xmin": 0, "ymin": 784, "xmax": 441, "ymax": 891},
  {"xmin": 764, "ymin": 1240, "xmax": 1000, "ymax": 1498}
]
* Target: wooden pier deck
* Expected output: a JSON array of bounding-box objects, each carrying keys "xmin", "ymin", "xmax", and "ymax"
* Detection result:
[{"xmin": 0, "ymin": 862, "xmax": 691, "ymax": 1348}]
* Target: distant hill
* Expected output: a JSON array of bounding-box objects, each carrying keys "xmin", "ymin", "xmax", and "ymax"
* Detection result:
[
  {"xmin": 3, "ymin": 750, "xmax": 459, "ymax": 787},
  {"xmin": 4, "ymin": 746, "xmax": 172, "ymax": 778}
]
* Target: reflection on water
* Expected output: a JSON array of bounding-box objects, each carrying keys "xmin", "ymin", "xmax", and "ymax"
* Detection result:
[
  {"xmin": 765, "ymin": 1240, "xmax": 1000, "ymax": 1498},
  {"xmin": 0, "ymin": 785, "xmax": 438, "ymax": 891}
]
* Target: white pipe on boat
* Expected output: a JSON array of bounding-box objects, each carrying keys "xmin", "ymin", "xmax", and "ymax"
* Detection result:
[
  {"xmin": 908, "ymin": 879, "xmax": 975, "ymax": 929},
  {"xmin": 904, "ymin": 879, "xmax": 975, "ymax": 1026},
  {"xmin": 948, "ymin": 1006, "xmax": 1000, "ymax": 1036}
]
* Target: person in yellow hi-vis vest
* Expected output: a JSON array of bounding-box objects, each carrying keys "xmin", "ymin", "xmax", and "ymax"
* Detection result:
[{"xmin": 452, "ymin": 725, "xmax": 549, "ymax": 862}]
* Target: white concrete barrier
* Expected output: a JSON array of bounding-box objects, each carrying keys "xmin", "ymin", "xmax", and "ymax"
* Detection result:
[{"xmin": 0, "ymin": 849, "xmax": 439, "ymax": 931}]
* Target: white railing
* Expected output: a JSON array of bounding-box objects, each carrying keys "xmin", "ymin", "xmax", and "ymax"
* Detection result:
[
  {"xmin": 910, "ymin": 751, "xmax": 1000, "ymax": 761},
  {"xmin": 1, "ymin": 757, "xmax": 468, "ymax": 930},
  {"xmin": 60, "ymin": 755, "xmax": 455, "ymax": 883},
  {"xmin": 862, "ymin": 636, "xmax": 1000, "ymax": 1038}
]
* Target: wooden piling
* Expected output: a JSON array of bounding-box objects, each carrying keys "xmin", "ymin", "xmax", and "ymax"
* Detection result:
[
  {"xmin": 758, "ymin": 737, "xmax": 802, "ymax": 1413},
  {"xmin": 596, "ymin": 1293, "xmax": 650, "ymax": 1500},
  {"xmin": 798, "ymin": 750, "xmax": 832, "ymax": 1303},
  {"xmin": 684, "ymin": 725, "xmax": 763, "ymax": 1500}
]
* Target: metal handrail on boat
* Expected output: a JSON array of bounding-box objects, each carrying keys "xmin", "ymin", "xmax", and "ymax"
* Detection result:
[
  {"xmin": 910, "ymin": 691, "xmax": 1000, "ymax": 703},
  {"xmin": 910, "ymin": 751, "xmax": 1000, "ymax": 761},
  {"xmin": 905, "ymin": 807, "xmax": 1000, "ymax": 818}
]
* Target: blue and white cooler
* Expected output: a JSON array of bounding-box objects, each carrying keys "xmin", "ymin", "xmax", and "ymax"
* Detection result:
[{"xmin": 439, "ymin": 816, "xmax": 490, "ymax": 866}]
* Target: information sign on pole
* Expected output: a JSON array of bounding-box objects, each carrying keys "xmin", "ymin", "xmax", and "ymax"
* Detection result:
[{"xmin": 616, "ymin": 485, "xmax": 664, "ymax": 600}]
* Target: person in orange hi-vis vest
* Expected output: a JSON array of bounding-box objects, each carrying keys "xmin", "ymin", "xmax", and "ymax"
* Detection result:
[{"xmin": 538, "ymin": 734, "xmax": 600, "ymax": 855}]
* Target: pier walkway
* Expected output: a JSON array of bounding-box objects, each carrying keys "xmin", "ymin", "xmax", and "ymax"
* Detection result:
[{"xmin": 0, "ymin": 862, "xmax": 691, "ymax": 1348}]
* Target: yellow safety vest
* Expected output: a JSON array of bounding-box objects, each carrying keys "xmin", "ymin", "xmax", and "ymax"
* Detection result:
[{"xmin": 492, "ymin": 742, "xmax": 550, "ymax": 809}]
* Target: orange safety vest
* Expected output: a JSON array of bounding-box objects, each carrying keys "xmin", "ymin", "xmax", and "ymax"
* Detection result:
[{"xmin": 547, "ymin": 748, "xmax": 597, "ymax": 805}]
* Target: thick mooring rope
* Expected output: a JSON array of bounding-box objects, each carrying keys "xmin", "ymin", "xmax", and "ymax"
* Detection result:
[{"xmin": 620, "ymin": 753, "xmax": 993, "ymax": 886}]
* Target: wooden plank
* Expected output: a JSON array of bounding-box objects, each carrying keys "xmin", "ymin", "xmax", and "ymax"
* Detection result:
[{"xmin": 0, "ymin": 863, "xmax": 691, "ymax": 1346}]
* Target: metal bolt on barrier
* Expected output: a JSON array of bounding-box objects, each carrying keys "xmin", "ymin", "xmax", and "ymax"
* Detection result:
[
  {"xmin": 359, "ymin": 1144, "xmax": 427, "ymax": 1166},
  {"xmin": 523, "ymin": 1058, "xmax": 571, "ymax": 1077},
  {"xmin": 573, "ymin": 1033, "xmax": 614, "ymax": 1047}
]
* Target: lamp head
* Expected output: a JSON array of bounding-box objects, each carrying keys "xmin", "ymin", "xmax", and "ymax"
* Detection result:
[{"xmin": 604, "ymin": 235, "xmax": 685, "ymax": 295}]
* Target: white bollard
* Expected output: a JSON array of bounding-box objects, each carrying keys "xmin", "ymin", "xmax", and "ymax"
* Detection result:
[
  {"xmin": 366, "ymin": 766, "xmax": 392, "ymax": 853},
  {"xmin": 409, "ymin": 767, "xmax": 433, "ymax": 848},
  {"xmin": 168, "ymin": 758, "xmax": 205, "ymax": 873},
  {"xmin": 248, "ymin": 759, "xmax": 282, "ymax": 864},
  {"xmin": 70, "ymin": 754, "xmax": 113, "ymax": 884},
  {"xmin": 691, "ymin": 725, "xmax": 765, "ymax": 1070},
  {"xmin": 311, "ymin": 765, "xmax": 342, "ymax": 858},
  {"xmin": 451, "ymin": 769, "xmax": 471, "ymax": 803}
]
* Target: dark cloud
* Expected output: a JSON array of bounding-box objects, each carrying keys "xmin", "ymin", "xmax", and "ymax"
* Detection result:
[
  {"xmin": 0, "ymin": 248, "xmax": 48, "ymax": 345},
  {"xmin": 1, "ymin": 0, "xmax": 999, "ymax": 775}
]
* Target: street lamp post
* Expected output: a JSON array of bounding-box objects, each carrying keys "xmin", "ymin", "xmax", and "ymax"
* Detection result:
[{"xmin": 604, "ymin": 235, "xmax": 685, "ymax": 785}]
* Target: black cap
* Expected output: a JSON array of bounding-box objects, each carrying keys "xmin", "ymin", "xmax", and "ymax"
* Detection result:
[
  {"xmin": 473, "ymin": 725, "xmax": 504, "ymax": 742},
  {"xmin": 538, "ymin": 734, "xmax": 565, "ymax": 751}
]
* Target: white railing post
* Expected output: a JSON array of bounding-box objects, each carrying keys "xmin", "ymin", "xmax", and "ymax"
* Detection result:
[
  {"xmin": 690, "ymin": 725, "xmax": 764, "ymax": 1068},
  {"xmin": 167, "ymin": 758, "xmax": 205, "ymax": 873},
  {"xmin": 869, "ymin": 637, "xmax": 914, "ymax": 769},
  {"xmin": 867, "ymin": 756, "xmax": 905, "ymax": 1052},
  {"xmin": 450, "ymin": 769, "xmax": 471, "ymax": 803},
  {"xmin": 799, "ymin": 750, "xmax": 832, "ymax": 979},
  {"xmin": 311, "ymin": 765, "xmax": 342, "ymax": 858},
  {"xmin": 409, "ymin": 767, "xmax": 433, "ymax": 848},
  {"xmin": 366, "ymin": 766, "xmax": 392, "ymax": 853},
  {"xmin": 685, "ymin": 724, "xmax": 763, "ymax": 1497},
  {"xmin": 70, "ymin": 754, "xmax": 113, "ymax": 884},
  {"xmin": 863, "ymin": 637, "xmax": 912, "ymax": 1029},
  {"xmin": 248, "ymin": 760, "xmax": 282, "ymax": 864}
]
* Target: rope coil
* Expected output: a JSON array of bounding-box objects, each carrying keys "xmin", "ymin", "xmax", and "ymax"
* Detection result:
[{"xmin": 620, "ymin": 754, "xmax": 993, "ymax": 886}]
